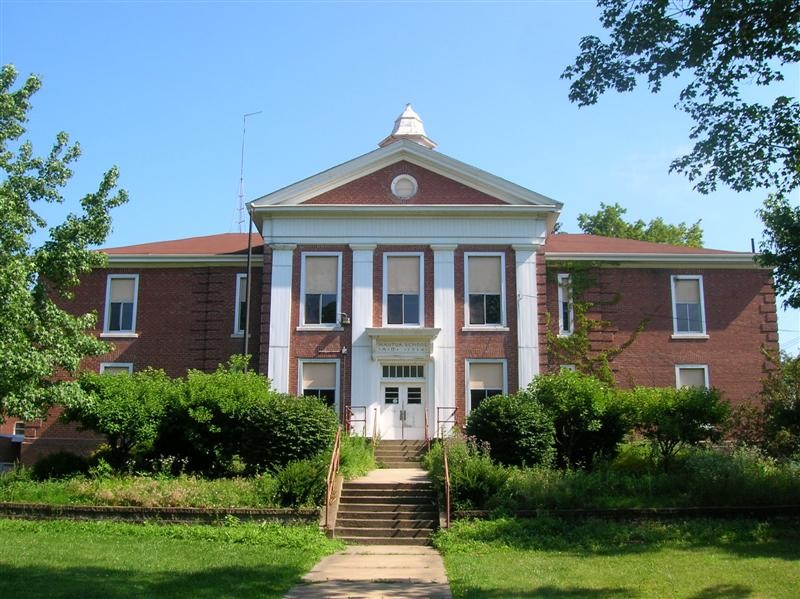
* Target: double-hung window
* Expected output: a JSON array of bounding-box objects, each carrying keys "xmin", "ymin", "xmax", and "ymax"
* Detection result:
[
  {"xmin": 466, "ymin": 254, "xmax": 504, "ymax": 326},
  {"xmin": 557, "ymin": 273, "xmax": 573, "ymax": 336},
  {"xmin": 100, "ymin": 363, "xmax": 134, "ymax": 375},
  {"xmin": 467, "ymin": 361, "xmax": 506, "ymax": 414},
  {"xmin": 384, "ymin": 253, "xmax": 423, "ymax": 326},
  {"xmin": 671, "ymin": 275, "xmax": 706, "ymax": 335},
  {"xmin": 675, "ymin": 365, "xmax": 709, "ymax": 389},
  {"xmin": 104, "ymin": 274, "xmax": 139, "ymax": 334},
  {"xmin": 234, "ymin": 273, "xmax": 247, "ymax": 335},
  {"xmin": 300, "ymin": 361, "xmax": 338, "ymax": 409},
  {"xmin": 302, "ymin": 254, "xmax": 341, "ymax": 326}
]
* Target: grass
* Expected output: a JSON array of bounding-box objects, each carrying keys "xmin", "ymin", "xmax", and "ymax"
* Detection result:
[
  {"xmin": 0, "ymin": 471, "xmax": 281, "ymax": 508},
  {"xmin": 435, "ymin": 517, "xmax": 800, "ymax": 598},
  {"xmin": 0, "ymin": 518, "xmax": 343, "ymax": 599}
]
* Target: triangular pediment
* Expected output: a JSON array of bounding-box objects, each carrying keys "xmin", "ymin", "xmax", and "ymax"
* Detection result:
[{"xmin": 250, "ymin": 140, "xmax": 561, "ymax": 209}]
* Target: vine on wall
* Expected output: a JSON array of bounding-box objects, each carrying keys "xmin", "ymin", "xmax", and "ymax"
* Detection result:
[{"xmin": 546, "ymin": 262, "xmax": 648, "ymax": 386}]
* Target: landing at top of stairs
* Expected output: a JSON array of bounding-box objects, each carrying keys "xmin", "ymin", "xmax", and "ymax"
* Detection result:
[{"xmin": 350, "ymin": 468, "xmax": 430, "ymax": 484}]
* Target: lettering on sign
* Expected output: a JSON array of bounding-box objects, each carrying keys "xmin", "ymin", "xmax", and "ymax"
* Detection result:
[{"xmin": 373, "ymin": 340, "xmax": 432, "ymax": 359}]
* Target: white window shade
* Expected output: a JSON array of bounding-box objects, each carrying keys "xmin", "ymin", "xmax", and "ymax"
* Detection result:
[
  {"xmin": 469, "ymin": 363, "xmax": 503, "ymax": 390},
  {"xmin": 674, "ymin": 279, "xmax": 700, "ymax": 303},
  {"xmin": 678, "ymin": 367, "xmax": 707, "ymax": 388},
  {"xmin": 305, "ymin": 257, "xmax": 338, "ymax": 294},
  {"xmin": 238, "ymin": 275, "xmax": 247, "ymax": 300},
  {"xmin": 387, "ymin": 256, "xmax": 420, "ymax": 293},
  {"xmin": 302, "ymin": 363, "xmax": 336, "ymax": 389},
  {"xmin": 110, "ymin": 278, "xmax": 135, "ymax": 302},
  {"xmin": 468, "ymin": 256, "xmax": 501, "ymax": 293}
]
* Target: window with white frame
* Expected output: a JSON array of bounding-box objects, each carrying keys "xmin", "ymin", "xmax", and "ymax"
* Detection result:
[
  {"xmin": 557, "ymin": 273, "xmax": 573, "ymax": 336},
  {"xmin": 384, "ymin": 254, "xmax": 423, "ymax": 326},
  {"xmin": 13, "ymin": 422, "xmax": 25, "ymax": 436},
  {"xmin": 302, "ymin": 254, "xmax": 341, "ymax": 326},
  {"xmin": 560, "ymin": 364, "xmax": 577, "ymax": 372},
  {"xmin": 467, "ymin": 361, "xmax": 506, "ymax": 413},
  {"xmin": 300, "ymin": 361, "xmax": 338, "ymax": 408},
  {"xmin": 466, "ymin": 254, "xmax": 504, "ymax": 326},
  {"xmin": 104, "ymin": 275, "xmax": 138, "ymax": 333},
  {"xmin": 675, "ymin": 365, "xmax": 709, "ymax": 388},
  {"xmin": 100, "ymin": 363, "xmax": 133, "ymax": 375},
  {"xmin": 234, "ymin": 273, "xmax": 247, "ymax": 335},
  {"xmin": 671, "ymin": 275, "xmax": 706, "ymax": 335}
]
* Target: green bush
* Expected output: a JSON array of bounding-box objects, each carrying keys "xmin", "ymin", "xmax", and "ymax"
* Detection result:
[
  {"xmin": 275, "ymin": 458, "xmax": 327, "ymax": 507},
  {"xmin": 31, "ymin": 452, "xmax": 90, "ymax": 481},
  {"xmin": 424, "ymin": 437, "xmax": 510, "ymax": 510},
  {"xmin": 66, "ymin": 369, "xmax": 175, "ymax": 467},
  {"xmin": 761, "ymin": 352, "xmax": 800, "ymax": 459},
  {"xmin": 151, "ymin": 358, "xmax": 275, "ymax": 475},
  {"xmin": 338, "ymin": 435, "xmax": 376, "ymax": 479},
  {"xmin": 632, "ymin": 386, "xmax": 730, "ymax": 468},
  {"xmin": 465, "ymin": 394, "xmax": 555, "ymax": 467},
  {"xmin": 525, "ymin": 370, "xmax": 634, "ymax": 468}
]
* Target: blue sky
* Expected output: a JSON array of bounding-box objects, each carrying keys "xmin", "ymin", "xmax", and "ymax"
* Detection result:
[{"xmin": 2, "ymin": 0, "xmax": 797, "ymax": 351}]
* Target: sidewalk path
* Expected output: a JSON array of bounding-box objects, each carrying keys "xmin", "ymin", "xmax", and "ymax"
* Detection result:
[{"xmin": 284, "ymin": 545, "xmax": 452, "ymax": 598}]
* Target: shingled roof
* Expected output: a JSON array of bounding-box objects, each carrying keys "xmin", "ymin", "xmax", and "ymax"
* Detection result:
[
  {"xmin": 544, "ymin": 233, "xmax": 747, "ymax": 255},
  {"xmin": 102, "ymin": 233, "xmax": 264, "ymax": 256}
]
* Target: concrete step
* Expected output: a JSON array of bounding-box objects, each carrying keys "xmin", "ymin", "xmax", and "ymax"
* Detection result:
[
  {"xmin": 336, "ymin": 518, "xmax": 437, "ymax": 528},
  {"xmin": 341, "ymin": 482, "xmax": 432, "ymax": 491},
  {"xmin": 378, "ymin": 461, "xmax": 422, "ymax": 468},
  {"xmin": 335, "ymin": 536, "xmax": 432, "ymax": 546},
  {"xmin": 338, "ymin": 507, "xmax": 438, "ymax": 518},
  {"xmin": 341, "ymin": 488, "xmax": 431, "ymax": 498},
  {"xmin": 339, "ymin": 491, "xmax": 433, "ymax": 505},
  {"xmin": 336, "ymin": 527, "xmax": 434, "ymax": 538}
]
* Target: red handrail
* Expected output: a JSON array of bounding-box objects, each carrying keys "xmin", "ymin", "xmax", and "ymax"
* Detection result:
[
  {"xmin": 436, "ymin": 406, "xmax": 458, "ymax": 438},
  {"xmin": 443, "ymin": 437, "xmax": 451, "ymax": 529},
  {"xmin": 324, "ymin": 426, "xmax": 342, "ymax": 530},
  {"xmin": 424, "ymin": 400, "xmax": 430, "ymax": 453},
  {"xmin": 345, "ymin": 406, "xmax": 367, "ymax": 437}
]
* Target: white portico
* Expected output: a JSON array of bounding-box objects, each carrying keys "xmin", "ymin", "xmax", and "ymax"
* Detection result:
[{"xmin": 250, "ymin": 106, "xmax": 562, "ymax": 439}]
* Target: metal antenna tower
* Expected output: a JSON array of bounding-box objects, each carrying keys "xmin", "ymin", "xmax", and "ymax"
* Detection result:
[{"xmin": 238, "ymin": 111, "xmax": 262, "ymax": 233}]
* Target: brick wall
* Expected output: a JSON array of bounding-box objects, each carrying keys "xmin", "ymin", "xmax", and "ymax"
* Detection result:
[
  {"xmin": 543, "ymin": 264, "xmax": 778, "ymax": 404},
  {"xmin": 305, "ymin": 161, "xmax": 507, "ymax": 205}
]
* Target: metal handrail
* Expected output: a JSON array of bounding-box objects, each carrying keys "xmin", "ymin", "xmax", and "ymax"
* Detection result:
[
  {"xmin": 345, "ymin": 406, "xmax": 367, "ymax": 438},
  {"xmin": 324, "ymin": 426, "xmax": 342, "ymax": 530},
  {"xmin": 436, "ymin": 406, "xmax": 458, "ymax": 438},
  {"xmin": 371, "ymin": 407, "xmax": 379, "ymax": 446},
  {"xmin": 443, "ymin": 436, "xmax": 451, "ymax": 529}
]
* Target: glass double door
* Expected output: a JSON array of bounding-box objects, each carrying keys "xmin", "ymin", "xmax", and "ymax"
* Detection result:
[{"xmin": 381, "ymin": 383, "xmax": 425, "ymax": 440}]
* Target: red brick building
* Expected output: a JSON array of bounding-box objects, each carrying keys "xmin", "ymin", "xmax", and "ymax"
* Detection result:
[{"xmin": 2, "ymin": 106, "xmax": 777, "ymax": 463}]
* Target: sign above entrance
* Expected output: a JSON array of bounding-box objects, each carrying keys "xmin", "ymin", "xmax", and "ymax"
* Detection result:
[{"xmin": 365, "ymin": 327, "xmax": 440, "ymax": 361}]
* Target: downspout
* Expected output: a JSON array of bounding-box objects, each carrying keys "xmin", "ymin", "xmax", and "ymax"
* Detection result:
[{"xmin": 242, "ymin": 208, "xmax": 254, "ymax": 371}]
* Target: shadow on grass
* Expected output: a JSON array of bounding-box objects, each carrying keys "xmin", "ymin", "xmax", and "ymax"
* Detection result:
[
  {"xmin": 0, "ymin": 564, "xmax": 304, "ymax": 599},
  {"xmin": 439, "ymin": 517, "xmax": 800, "ymax": 561},
  {"xmin": 459, "ymin": 585, "xmax": 636, "ymax": 598},
  {"xmin": 688, "ymin": 584, "xmax": 753, "ymax": 599}
]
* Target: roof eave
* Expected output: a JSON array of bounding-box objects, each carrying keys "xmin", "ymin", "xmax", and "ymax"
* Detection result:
[{"xmin": 544, "ymin": 251, "xmax": 764, "ymax": 267}]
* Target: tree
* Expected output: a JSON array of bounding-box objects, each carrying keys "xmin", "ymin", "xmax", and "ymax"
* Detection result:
[
  {"xmin": 0, "ymin": 65, "xmax": 128, "ymax": 420},
  {"xmin": 577, "ymin": 202, "xmax": 704, "ymax": 247},
  {"xmin": 563, "ymin": 0, "xmax": 800, "ymax": 305},
  {"xmin": 761, "ymin": 350, "xmax": 800, "ymax": 458},
  {"xmin": 759, "ymin": 195, "xmax": 800, "ymax": 307}
]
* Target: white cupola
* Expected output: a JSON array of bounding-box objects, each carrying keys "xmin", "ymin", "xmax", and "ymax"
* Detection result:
[{"xmin": 378, "ymin": 104, "xmax": 437, "ymax": 149}]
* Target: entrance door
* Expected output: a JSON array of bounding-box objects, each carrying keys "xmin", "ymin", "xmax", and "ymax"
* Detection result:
[{"xmin": 381, "ymin": 384, "xmax": 425, "ymax": 440}]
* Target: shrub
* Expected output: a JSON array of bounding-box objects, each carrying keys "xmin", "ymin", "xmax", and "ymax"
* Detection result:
[
  {"xmin": 525, "ymin": 370, "xmax": 634, "ymax": 468},
  {"xmin": 338, "ymin": 435, "xmax": 376, "ymax": 479},
  {"xmin": 466, "ymin": 394, "xmax": 555, "ymax": 467},
  {"xmin": 66, "ymin": 369, "xmax": 175, "ymax": 467},
  {"xmin": 239, "ymin": 396, "xmax": 337, "ymax": 472},
  {"xmin": 424, "ymin": 436, "xmax": 510, "ymax": 510},
  {"xmin": 31, "ymin": 452, "xmax": 90, "ymax": 481},
  {"xmin": 151, "ymin": 357, "xmax": 274, "ymax": 475},
  {"xmin": 275, "ymin": 458, "xmax": 327, "ymax": 507},
  {"xmin": 632, "ymin": 386, "xmax": 730, "ymax": 468},
  {"xmin": 761, "ymin": 351, "xmax": 800, "ymax": 459}
]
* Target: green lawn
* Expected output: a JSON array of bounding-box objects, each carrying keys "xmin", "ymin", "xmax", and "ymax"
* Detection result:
[
  {"xmin": 435, "ymin": 517, "xmax": 800, "ymax": 598},
  {"xmin": 0, "ymin": 519, "xmax": 343, "ymax": 598}
]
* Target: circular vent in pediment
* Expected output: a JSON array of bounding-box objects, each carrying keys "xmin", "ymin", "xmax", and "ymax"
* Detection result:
[{"xmin": 391, "ymin": 174, "xmax": 418, "ymax": 201}]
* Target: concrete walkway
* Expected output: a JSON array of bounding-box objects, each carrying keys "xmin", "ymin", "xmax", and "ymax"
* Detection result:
[
  {"xmin": 284, "ymin": 545, "xmax": 452, "ymax": 598},
  {"xmin": 284, "ymin": 468, "xmax": 452, "ymax": 598}
]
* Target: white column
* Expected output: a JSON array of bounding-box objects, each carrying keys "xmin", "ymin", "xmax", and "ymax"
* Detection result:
[
  {"xmin": 349, "ymin": 244, "xmax": 376, "ymax": 436},
  {"xmin": 267, "ymin": 244, "xmax": 296, "ymax": 393},
  {"xmin": 514, "ymin": 244, "xmax": 540, "ymax": 390},
  {"xmin": 432, "ymin": 244, "xmax": 457, "ymax": 437}
]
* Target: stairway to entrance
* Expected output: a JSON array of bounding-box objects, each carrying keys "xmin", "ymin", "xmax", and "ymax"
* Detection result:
[
  {"xmin": 374, "ymin": 440, "xmax": 426, "ymax": 468},
  {"xmin": 334, "ymin": 460, "xmax": 437, "ymax": 546}
]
